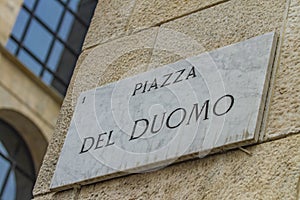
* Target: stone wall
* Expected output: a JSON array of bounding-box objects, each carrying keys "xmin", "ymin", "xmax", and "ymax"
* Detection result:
[
  {"xmin": 0, "ymin": 0, "xmax": 22, "ymax": 45},
  {"xmin": 0, "ymin": 45, "xmax": 62, "ymax": 172},
  {"xmin": 33, "ymin": 0, "xmax": 300, "ymax": 199}
]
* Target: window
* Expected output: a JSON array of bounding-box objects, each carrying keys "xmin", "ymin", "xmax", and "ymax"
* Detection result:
[
  {"xmin": 6, "ymin": 0, "xmax": 98, "ymax": 95},
  {"xmin": 0, "ymin": 119, "xmax": 35, "ymax": 200}
]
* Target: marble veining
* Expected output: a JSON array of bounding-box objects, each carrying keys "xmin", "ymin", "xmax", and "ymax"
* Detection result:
[{"xmin": 51, "ymin": 32, "xmax": 277, "ymax": 190}]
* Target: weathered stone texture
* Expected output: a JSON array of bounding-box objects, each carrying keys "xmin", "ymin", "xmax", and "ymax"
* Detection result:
[
  {"xmin": 266, "ymin": 0, "xmax": 300, "ymax": 137},
  {"xmin": 150, "ymin": 0, "xmax": 286, "ymax": 67},
  {"xmin": 127, "ymin": 0, "xmax": 227, "ymax": 32},
  {"xmin": 0, "ymin": 0, "xmax": 23, "ymax": 45},
  {"xmin": 33, "ymin": 189, "xmax": 77, "ymax": 200},
  {"xmin": 33, "ymin": 49, "xmax": 91, "ymax": 196},
  {"xmin": 32, "ymin": 82, "xmax": 77, "ymax": 196},
  {"xmin": 74, "ymin": 27, "xmax": 157, "ymax": 96},
  {"xmin": 0, "ymin": 51, "xmax": 60, "ymax": 127},
  {"xmin": 77, "ymin": 134, "xmax": 300, "ymax": 200},
  {"xmin": 82, "ymin": 0, "xmax": 136, "ymax": 49}
]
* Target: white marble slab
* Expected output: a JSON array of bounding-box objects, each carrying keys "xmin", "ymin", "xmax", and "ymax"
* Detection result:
[{"xmin": 51, "ymin": 32, "xmax": 277, "ymax": 190}]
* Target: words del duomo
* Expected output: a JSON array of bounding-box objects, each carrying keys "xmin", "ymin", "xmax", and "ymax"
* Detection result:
[{"xmin": 78, "ymin": 66, "xmax": 235, "ymax": 154}]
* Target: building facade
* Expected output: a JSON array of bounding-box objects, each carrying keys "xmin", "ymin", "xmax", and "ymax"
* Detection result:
[
  {"xmin": 0, "ymin": 0, "xmax": 61, "ymax": 198},
  {"xmin": 32, "ymin": 0, "xmax": 300, "ymax": 199},
  {"xmin": 0, "ymin": 0, "xmax": 96, "ymax": 199}
]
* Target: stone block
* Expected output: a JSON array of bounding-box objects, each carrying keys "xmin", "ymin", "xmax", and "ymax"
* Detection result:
[
  {"xmin": 33, "ymin": 189, "xmax": 77, "ymax": 200},
  {"xmin": 266, "ymin": 0, "xmax": 300, "ymax": 138},
  {"xmin": 73, "ymin": 27, "xmax": 158, "ymax": 99},
  {"xmin": 32, "ymin": 50, "xmax": 92, "ymax": 196},
  {"xmin": 128, "ymin": 0, "xmax": 226, "ymax": 32},
  {"xmin": 82, "ymin": 0, "xmax": 136, "ymax": 49},
  {"xmin": 0, "ymin": 48, "xmax": 60, "ymax": 130},
  {"xmin": 78, "ymin": 134, "xmax": 300, "ymax": 200},
  {"xmin": 150, "ymin": 0, "xmax": 286, "ymax": 68},
  {"xmin": 0, "ymin": 0, "xmax": 23, "ymax": 45}
]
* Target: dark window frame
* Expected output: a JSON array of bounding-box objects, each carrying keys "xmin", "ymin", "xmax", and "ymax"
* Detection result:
[
  {"xmin": 0, "ymin": 119, "xmax": 35, "ymax": 200},
  {"xmin": 7, "ymin": 0, "xmax": 97, "ymax": 95}
]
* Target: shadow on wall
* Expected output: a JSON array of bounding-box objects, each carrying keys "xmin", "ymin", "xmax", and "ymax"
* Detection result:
[
  {"xmin": 297, "ymin": 176, "xmax": 300, "ymax": 200},
  {"xmin": 0, "ymin": 109, "xmax": 48, "ymax": 175}
]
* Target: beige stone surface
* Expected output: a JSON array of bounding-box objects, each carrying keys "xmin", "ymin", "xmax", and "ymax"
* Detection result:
[
  {"xmin": 149, "ymin": 27, "xmax": 207, "ymax": 69},
  {"xmin": 0, "ymin": 0, "xmax": 22, "ymax": 45},
  {"xmin": 73, "ymin": 27, "xmax": 157, "ymax": 101},
  {"xmin": 0, "ymin": 85, "xmax": 53, "ymax": 140},
  {"xmin": 266, "ymin": 0, "xmax": 300, "ymax": 138},
  {"xmin": 77, "ymin": 133, "xmax": 300, "ymax": 200},
  {"xmin": 0, "ymin": 47, "xmax": 61, "ymax": 140},
  {"xmin": 32, "ymin": 86, "xmax": 76, "ymax": 196},
  {"xmin": 82, "ymin": 0, "xmax": 136, "ymax": 50},
  {"xmin": 127, "ymin": 0, "xmax": 226, "ymax": 32},
  {"xmin": 32, "ymin": 49, "xmax": 92, "ymax": 196},
  {"xmin": 33, "ymin": 189, "xmax": 77, "ymax": 200},
  {"xmin": 150, "ymin": 0, "xmax": 286, "ymax": 68},
  {"xmin": 0, "ymin": 46, "xmax": 62, "ymax": 175},
  {"xmin": 33, "ymin": 28, "xmax": 158, "ymax": 196},
  {"xmin": 0, "ymin": 85, "xmax": 51, "ymax": 172},
  {"xmin": 0, "ymin": 54, "xmax": 60, "ymax": 128}
]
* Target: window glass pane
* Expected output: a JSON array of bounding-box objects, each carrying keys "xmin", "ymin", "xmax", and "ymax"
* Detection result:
[
  {"xmin": 42, "ymin": 71, "xmax": 53, "ymax": 85},
  {"xmin": 0, "ymin": 142, "xmax": 9, "ymax": 157},
  {"xmin": 58, "ymin": 11, "xmax": 74, "ymax": 41},
  {"xmin": 69, "ymin": 0, "xmax": 80, "ymax": 12},
  {"xmin": 55, "ymin": 48, "xmax": 77, "ymax": 81},
  {"xmin": 35, "ymin": 0, "xmax": 64, "ymax": 31},
  {"xmin": 6, "ymin": 0, "xmax": 97, "ymax": 96},
  {"xmin": 0, "ymin": 120, "xmax": 35, "ymax": 200},
  {"xmin": 11, "ymin": 9, "xmax": 30, "ymax": 40},
  {"xmin": 0, "ymin": 123, "xmax": 19, "ymax": 157},
  {"xmin": 47, "ymin": 41, "xmax": 64, "ymax": 71},
  {"xmin": 15, "ymin": 170, "xmax": 34, "ymax": 200},
  {"xmin": 14, "ymin": 144, "xmax": 35, "ymax": 177},
  {"xmin": 18, "ymin": 50, "xmax": 42, "ymax": 76},
  {"xmin": 24, "ymin": 0, "xmax": 36, "ymax": 9},
  {"xmin": 77, "ymin": 0, "xmax": 98, "ymax": 25},
  {"xmin": 66, "ymin": 17, "xmax": 86, "ymax": 53},
  {"xmin": 0, "ymin": 157, "xmax": 10, "ymax": 189},
  {"xmin": 6, "ymin": 39, "xmax": 18, "ymax": 55},
  {"xmin": 23, "ymin": 20, "xmax": 53, "ymax": 62},
  {"xmin": 52, "ymin": 48, "xmax": 76, "ymax": 94},
  {"xmin": 2, "ymin": 171, "xmax": 16, "ymax": 200},
  {"xmin": 51, "ymin": 77, "xmax": 66, "ymax": 95}
]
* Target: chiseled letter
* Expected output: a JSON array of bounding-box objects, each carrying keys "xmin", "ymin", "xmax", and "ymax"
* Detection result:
[
  {"xmin": 213, "ymin": 94, "xmax": 234, "ymax": 116},
  {"xmin": 186, "ymin": 66, "xmax": 196, "ymax": 80},
  {"xmin": 173, "ymin": 69, "xmax": 185, "ymax": 83},
  {"xmin": 79, "ymin": 137, "xmax": 94, "ymax": 154},
  {"xmin": 105, "ymin": 130, "xmax": 115, "ymax": 147},
  {"xmin": 186, "ymin": 100, "xmax": 209, "ymax": 125},
  {"xmin": 161, "ymin": 73, "xmax": 173, "ymax": 87},
  {"xmin": 148, "ymin": 78, "xmax": 158, "ymax": 92},
  {"xmin": 132, "ymin": 83, "xmax": 143, "ymax": 96},
  {"xmin": 94, "ymin": 133, "xmax": 107, "ymax": 150},
  {"xmin": 129, "ymin": 119, "xmax": 149, "ymax": 140},
  {"xmin": 166, "ymin": 108, "xmax": 187, "ymax": 129},
  {"xmin": 150, "ymin": 112, "xmax": 166, "ymax": 134}
]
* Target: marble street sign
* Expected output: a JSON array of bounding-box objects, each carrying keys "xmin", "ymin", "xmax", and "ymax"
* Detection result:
[{"xmin": 51, "ymin": 32, "xmax": 277, "ymax": 190}]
